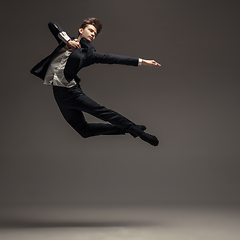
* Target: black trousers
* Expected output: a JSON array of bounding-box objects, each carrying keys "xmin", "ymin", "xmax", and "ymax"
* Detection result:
[{"xmin": 53, "ymin": 84, "xmax": 143, "ymax": 138}]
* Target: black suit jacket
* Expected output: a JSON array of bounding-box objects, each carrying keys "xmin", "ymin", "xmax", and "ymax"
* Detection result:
[{"xmin": 30, "ymin": 22, "xmax": 139, "ymax": 83}]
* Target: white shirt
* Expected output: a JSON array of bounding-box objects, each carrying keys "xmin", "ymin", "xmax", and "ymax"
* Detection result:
[{"xmin": 44, "ymin": 45, "xmax": 77, "ymax": 88}]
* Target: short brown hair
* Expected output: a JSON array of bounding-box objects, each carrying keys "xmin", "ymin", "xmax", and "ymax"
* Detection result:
[{"xmin": 80, "ymin": 18, "xmax": 102, "ymax": 36}]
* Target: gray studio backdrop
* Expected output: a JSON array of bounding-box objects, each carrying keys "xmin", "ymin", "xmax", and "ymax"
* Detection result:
[{"xmin": 0, "ymin": 0, "xmax": 240, "ymax": 206}]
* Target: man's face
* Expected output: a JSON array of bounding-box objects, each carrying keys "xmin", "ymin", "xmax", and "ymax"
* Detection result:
[{"xmin": 79, "ymin": 24, "xmax": 97, "ymax": 42}]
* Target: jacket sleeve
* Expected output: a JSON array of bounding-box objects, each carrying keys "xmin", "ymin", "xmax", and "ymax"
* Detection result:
[
  {"xmin": 90, "ymin": 52, "xmax": 139, "ymax": 67},
  {"xmin": 48, "ymin": 21, "xmax": 70, "ymax": 44}
]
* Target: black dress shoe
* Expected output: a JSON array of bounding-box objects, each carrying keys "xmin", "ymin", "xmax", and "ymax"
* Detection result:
[
  {"xmin": 137, "ymin": 125, "xmax": 147, "ymax": 131},
  {"xmin": 139, "ymin": 132, "xmax": 159, "ymax": 146}
]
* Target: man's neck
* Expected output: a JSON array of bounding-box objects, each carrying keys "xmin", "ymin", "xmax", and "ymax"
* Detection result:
[{"xmin": 76, "ymin": 35, "xmax": 82, "ymax": 43}]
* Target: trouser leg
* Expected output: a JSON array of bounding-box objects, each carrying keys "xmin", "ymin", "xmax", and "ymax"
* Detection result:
[
  {"xmin": 53, "ymin": 85, "xmax": 143, "ymax": 138},
  {"xmin": 67, "ymin": 87, "xmax": 143, "ymax": 137},
  {"xmin": 53, "ymin": 85, "xmax": 158, "ymax": 145},
  {"xmin": 56, "ymin": 104, "xmax": 127, "ymax": 138}
]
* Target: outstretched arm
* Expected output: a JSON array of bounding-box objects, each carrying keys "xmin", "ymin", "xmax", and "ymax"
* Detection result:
[
  {"xmin": 91, "ymin": 52, "xmax": 139, "ymax": 66},
  {"xmin": 91, "ymin": 52, "xmax": 161, "ymax": 67}
]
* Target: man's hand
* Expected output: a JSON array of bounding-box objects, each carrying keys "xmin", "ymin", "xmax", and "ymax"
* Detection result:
[
  {"xmin": 142, "ymin": 59, "xmax": 161, "ymax": 67},
  {"xmin": 67, "ymin": 40, "xmax": 81, "ymax": 49}
]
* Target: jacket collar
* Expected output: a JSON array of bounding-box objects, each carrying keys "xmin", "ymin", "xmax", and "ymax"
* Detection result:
[{"xmin": 80, "ymin": 37, "xmax": 96, "ymax": 51}]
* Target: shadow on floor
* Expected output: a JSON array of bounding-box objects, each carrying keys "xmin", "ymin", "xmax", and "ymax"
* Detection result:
[{"xmin": 0, "ymin": 220, "xmax": 158, "ymax": 229}]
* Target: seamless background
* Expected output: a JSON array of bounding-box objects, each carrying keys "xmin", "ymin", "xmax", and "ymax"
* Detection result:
[{"xmin": 0, "ymin": 0, "xmax": 240, "ymax": 206}]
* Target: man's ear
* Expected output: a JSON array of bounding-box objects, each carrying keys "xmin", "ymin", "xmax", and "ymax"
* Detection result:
[{"xmin": 78, "ymin": 28, "xmax": 83, "ymax": 35}]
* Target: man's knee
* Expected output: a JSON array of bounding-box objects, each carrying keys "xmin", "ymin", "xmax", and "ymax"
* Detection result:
[
  {"xmin": 65, "ymin": 119, "xmax": 90, "ymax": 138},
  {"xmin": 73, "ymin": 123, "xmax": 92, "ymax": 138},
  {"xmin": 79, "ymin": 129, "xmax": 91, "ymax": 138}
]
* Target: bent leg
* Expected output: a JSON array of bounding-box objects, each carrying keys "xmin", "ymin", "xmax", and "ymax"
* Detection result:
[
  {"xmin": 53, "ymin": 85, "xmax": 159, "ymax": 145},
  {"xmin": 57, "ymin": 105, "xmax": 125, "ymax": 138},
  {"xmin": 68, "ymin": 89, "xmax": 143, "ymax": 137}
]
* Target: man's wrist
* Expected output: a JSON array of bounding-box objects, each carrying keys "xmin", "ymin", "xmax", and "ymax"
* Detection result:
[
  {"xmin": 138, "ymin": 58, "xmax": 143, "ymax": 66},
  {"xmin": 58, "ymin": 31, "xmax": 71, "ymax": 43}
]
